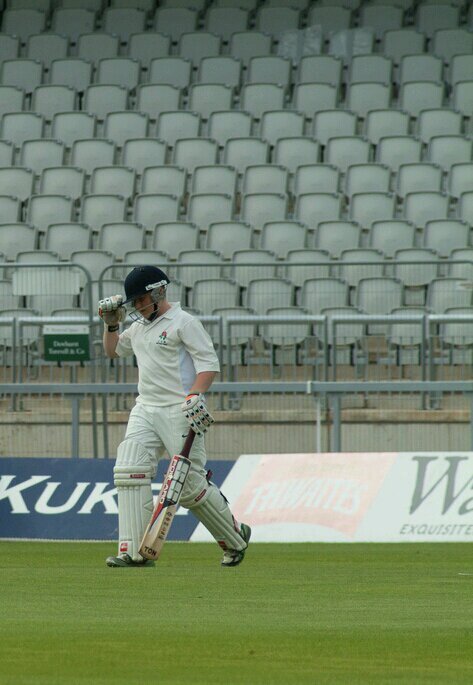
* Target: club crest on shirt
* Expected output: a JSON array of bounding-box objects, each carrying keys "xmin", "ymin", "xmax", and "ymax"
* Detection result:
[{"xmin": 157, "ymin": 330, "xmax": 168, "ymax": 345}]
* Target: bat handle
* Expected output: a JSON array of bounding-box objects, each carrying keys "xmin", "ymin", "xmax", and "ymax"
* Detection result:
[{"xmin": 180, "ymin": 428, "xmax": 196, "ymax": 459}]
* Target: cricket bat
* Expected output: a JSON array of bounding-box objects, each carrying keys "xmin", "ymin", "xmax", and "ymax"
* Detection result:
[{"xmin": 139, "ymin": 428, "xmax": 195, "ymax": 561}]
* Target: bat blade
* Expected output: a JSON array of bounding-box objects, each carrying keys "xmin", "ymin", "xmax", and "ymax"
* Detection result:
[{"xmin": 139, "ymin": 432, "xmax": 194, "ymax": 560}]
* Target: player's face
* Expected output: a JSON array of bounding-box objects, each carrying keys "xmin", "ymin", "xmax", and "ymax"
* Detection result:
[{"xmin": 133, "ymin": 293, "xmax": 155, "ymax": 319}]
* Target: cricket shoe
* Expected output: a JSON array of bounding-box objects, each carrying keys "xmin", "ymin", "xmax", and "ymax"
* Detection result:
[
  {"xmin": 106, "ymin": 553, "xmax": 155, "ymax": 568},
  {"xmin": 221, "ymin": 523, "xmax": 252, "ymax": 567}
]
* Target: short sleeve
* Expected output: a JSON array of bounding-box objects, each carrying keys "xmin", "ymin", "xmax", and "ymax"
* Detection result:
[
  {"xmin": 179, "ymin": 317, "xmax": 220, "ymax": 373},
  {"xmin": 115, "ymin": 326, "xmax": 134, "ymax": 358}
]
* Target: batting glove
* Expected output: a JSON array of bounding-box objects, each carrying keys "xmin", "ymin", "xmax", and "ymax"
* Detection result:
[
  {"xmin": 98, "ymin": 294, "xmax": 127, "ymax": 327},
  {"xmin": 181, "ymin": 393, "xmax": 214, "ymax": 435}
]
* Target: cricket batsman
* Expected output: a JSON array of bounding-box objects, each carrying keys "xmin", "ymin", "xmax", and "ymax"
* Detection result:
[{"xmin": 98, "ymin": 265, "xmax": 251, "ymax": 568}]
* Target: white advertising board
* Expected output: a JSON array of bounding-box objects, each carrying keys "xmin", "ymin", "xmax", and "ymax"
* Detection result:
[{"xmin": 191, "ymin": 452, "xmax": 473, "ymax": 543}]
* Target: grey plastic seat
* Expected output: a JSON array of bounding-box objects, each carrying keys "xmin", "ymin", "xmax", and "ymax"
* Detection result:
[
  {"xmin": 329, "ymin": 28, "xmax": 375, "ymax": 63},
  {"xmin": 423, "ymin": 220, "xmax": 470, "ymax": 257},
  {"xmin": 260, "ymin": 306, "xmax": 312, "ymax": 355},
  {"xmin": 187, "ymin": 193, "xmax": 233, "ymax": 231},
  {"xmin": 96, "ymin": 58, "xmax": 141, "ymax": 91},
  {"xmin": 403, "ymin": 191, "xmax": 449, "ymax": 227},
  {"xmin": 90, "ymin": 166, "xmax": 136, "ymax": 200},
  {"xmin": 0, "ymin": 35, "xmax": 19, "ymax": 63},
  {"xmin": 274, "ymin": 137, "xmax": 321, "ymax": 174},
  {"xmin": 0, "ymin": 141, "xmax": 14, "ymax": 168},
  {"xmin": 104, "ymin": 111, "xmax": 148, "ymax": 148},
  {"xmin": 2, "ymin": 9, "xmax": 46, "ymax": 43},
  {"xmin": 173, "ymin": 138, "xmax": 218, "ymax": 173},
  {"xmin": 103, "ymin": 7, "xmax": 147, "ymax": 43},
  {"xmin": 27, "ymin": 194, "xmax": 74, "ymax": 234},
  {"xmin": 346, "ymin": 83, "xmax": 391, "ymax": 119},
  {"xmin": 176, "ymin": 249, "xmax": 223, "ymax": 287},
  {"xmin": 50, "ymin": 59, "xmax": 92, "ymax": 93},
  {"xmin": 441, "ymin": 306, "xmax": 473, "ymax": 364},
  {"xmin": 416, "ymin": 4, "xmax": 460, "ymax": 40},
  {"xmin": 294, "ymin": 164, "xmax": 340, "ymax": 196},
  {"xmin": 450, "ymin": 56, "xmax": 473, "ymax": 87},
  {"xmin": 298, "ymin": 55, "xmax": 342, "ymax": 86},
  {"xmin": 0, "ymin": 111, "xmax": 43, "ymax": 148},
  {"xmin": 359, "ymin": 3, "xmax": 403, "ymax": 40},
  {"xmin": 376, "ymin": 136, "xmax": 422, "ymax": 171},
  {"xmin": 121, "ymin": 138, "xmax": 167, "ymax": 174},
  {"xmin": 223, "ymin": 137, "xmax": 269, "ymax": 173},
  {"xmin": 137, "ymin": 86, "xmax": 182, "ymax": 120},
  {"xmin": 229, "ymin": 31, "xmax": 272, "ymax": 67},
  {"xmin": 286, "ymin": 249, "xmax": 332, "ymax": 288},
  {"xmin": 133, "ymin": 193, "xmax": 180, "ymax": 229},
  {"xmin": 428, "ymin": 135, "xmax": 473, "ymax": 170},
  {"xmin": 339, "ymin": 248, "xmax": 385, "ymax": 292},
  {"xmin": 232, "ymin": 249, "xmax": 277, "ymax": 288},
  {"xmin": 128, "ymin": 32, "xmax": 171, "ymax": 68},
  {"xmin": 349, "ymin": 192, "xmax": 396, "ymax": 228},
  {"xmin": 240, "ymin": 83, "xmax": 285, "ymax": 120},
  {"xmin": 242, "ymin": 165, "xmax": 288, "ymax": 196},
  {"xmin": 148, "ymin": 57, "xmax": 192, "ymax": 89},
  {"xmin": 393, "ymin": 247, "xmax": 439, "ymax": 305},
  {"xmin": 206, "ymin": 222, "xmax": 252, "ymax": 259},
  {"xmin": 292, "ymin": 83, "xmax": 338, "ymax": 119},
  {"xmin": 44, "ymin": 223, "xmax": 91, "ymax": 259},
  {"xmin": 179, "ymin": 32, "xmax": 221, "ymax": 65},
  {"xmin": 27, "ymin": 33, "xmax": 68, "ymax": 70},
  {"xmin": 255, "ymin": 6, "xmax": 300, "ymax": 37},
  {"xmin": 207, "ymin": 111, "xmax": 252, "ymax": 147},
  {"xmin": 98, "ymin": 222, "xmax": 145, "ymax": 259},
  {"xmin": 206, "ymin": 7, "xmax": 249, "ymax": 42},
  {"xmin": 427, "ymin": 277, "xmax": 472, "ymax": 314},
  {"xmin": 325, "ymin": 136, "xmax": 371, "ymax": 172},
  {"xmin": 387, "ymin": 306, "xmax": 427, "ymax": 365},
  {"xmin": 448, "ymin": 164, "xmax": 473, "ymax": 200},
  {"xmin": 192, "ymin": 165, "xmax": 237, "ymax": 196},
  {"xmin": 151, "ymin": 221, "xmax": 198, "ymax": 259},
  {"xmin": 260, "ymin": 221, "xmax": 307, "ymax": 258},
  {"xmin": 315, "ymin": 220, "xmax": 361, "ymax": 257},
  {"xmin": 452, "ymin": 81, "xmax": 473, "ymax": 118},
  {"xmin": 71, "ymin": 139, "xmax": 116, "ymax": 175},
  {"xmin": 77, "ymin": 33, "xmax": 120, "ymax": 64},
  {"xmin": 382, "ymin": 29, "xmax": 425, "ymax": 64},
  {"xmin": 295, "ymin": 193, "xmax": 342, "ymax": 231},
  {"xmin": 142, "ymin": 166, "xmax": 187, "ymax": 200},
  {"xmin": 0, "ymin": 167, "xmax": 33, "ymax": 202},
  {"xmin": 40, "ymin": 167, "xmax": 85, "ymax": 201},
  {"xmin": 0, "ymin": 222, "xmax": 36, "ymax": 260},
  {"xmin": 399, "ymin": 81, "xmax": 444, "ymax": 118},
  {"xmin": 0, "ymin": 280, "xmax": 20, "ymax": 309},
  {"xmin": 84, "ymin": 85, "xmax": 128, "ymax": 120},
  {"xmin": 355, "ymin": 276, "xmax": 404, "ymax": 331},
  {"xmin": 247, "ymin": 56, "xmax": 291, "ymax": 89},
  {"xmin": 312, "ymin": 110, "xmax": 357, "ymax": 147},
  {"xmin": 396, "ymin": 163, "xmax": 443, "ymax": 199},
  {"xmin": 344, "ymin": 164, "xmax": 391, "ymax": 197},
  {"xmin": 0, "ymin": 196, "xmax": 21, "ymax": 222},
  {"xmin": 188, "ymin": 84, "xmax": 233, "ymax": 120},
  {"xmin": 349, "ymin": 55, "xmax": 393, "ymax": 85},
  {"xmin": 448, "ymin": 249, "xmax": 473, "ymax": 281},
  {"xmin": 122, "ymin": 250, "xmax": 170, "ymax": 271},
  {"xmin": 155, "ymin": 110, "xmax": 200, "ymax": 147},
  {"xmin": 416, "ymin": 108, "xmax": 462, "ymax": 144},
  {"xmin": 399, "ymin": 55, "xmax": 443, "ymax": 84},
  {"xmin": 51, "ymin": 112, "xmax": 96, "ymax": 149},
  {"xmin": 260, "ymin": 111, "xmax": 304, "ymax": 147},
  {"xmin": 190, "ymin": 278, "xmax": 239, "ymax": 314},
  {"xmin": 240, "ymin": 193, "xmax": 287, "ymax": 233},
  {"xmin": 245, "ymin": 277, "xmax": 293, "ymax": 313},
  {"xmin": 198, "ymin": 57, "xmax": 241, "ymax": 88},
  {"xmin": 0, "ymin": 86, "xmax": 24, "ymax": 117},
  {"xmin": 301, "ymin": 277, "xmax": 349, "ymax": 315},
  {"xmin": 153, "ymin": 7, "xmax": 198, "ymax": 43},
  {"xmin": 369, "ymin": 220, "xmax": 415, "ymax": 258},
  {"xmin": 363, "ymin": 109, "xmax": 410, "ymax": 145},
  {"xmin": 51, "ymin": 8, "xmax": 96, "ymax": 43},
  {"xmin": 434, "ymin": 29, "xmax": 473, "ymax": 65},
  {"xmin": 457, "ymin": 192, "xmax": 473, "ymax": 225},
  {"xmin": 32, "ymin": 85, "xmax": 76, "ymax": 122},
  {"xmin": 80, "ymin": 194, "xmax": 127, "ymax": 234},
  {"xmin": 71, "ymin": 249, "xmax": 115, "ymax": 286}
]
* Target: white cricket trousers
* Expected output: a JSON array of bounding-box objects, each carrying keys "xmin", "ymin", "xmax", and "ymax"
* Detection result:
[{"xmin": 125, "ymin": 401, "xmax": 208, "ymax": 478}]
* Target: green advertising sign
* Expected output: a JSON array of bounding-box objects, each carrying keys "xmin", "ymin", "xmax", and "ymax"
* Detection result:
[{"xmin": 43, "ymin": 325, "xmax": 90, "ymax": 362}]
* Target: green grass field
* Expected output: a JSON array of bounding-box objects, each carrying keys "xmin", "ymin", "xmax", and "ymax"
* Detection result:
[{"xmin": 2, "ymin": 542, "xmax": 473, "ymax": 685}]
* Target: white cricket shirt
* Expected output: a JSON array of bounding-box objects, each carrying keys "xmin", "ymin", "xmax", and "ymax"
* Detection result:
[{"xmin": 115, "ymin": 302, "xmax": 220, "ymax": 407}]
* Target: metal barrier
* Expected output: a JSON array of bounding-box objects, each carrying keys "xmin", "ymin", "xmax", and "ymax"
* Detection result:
[{"xmin": 1, "ymin": 381, "xmax": 473, "ymax": 459}]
